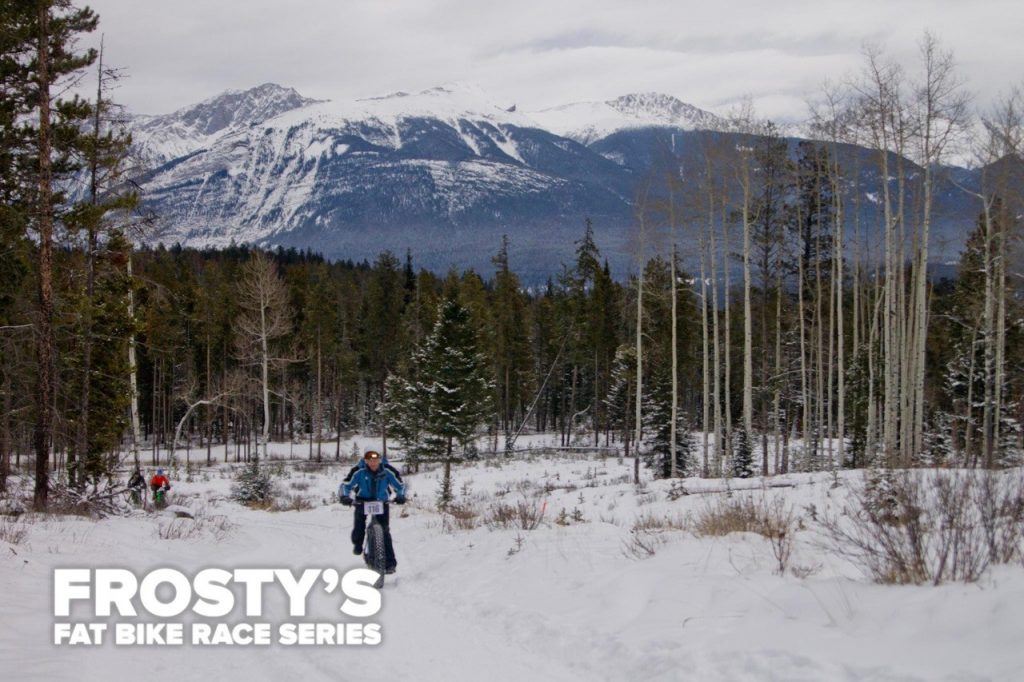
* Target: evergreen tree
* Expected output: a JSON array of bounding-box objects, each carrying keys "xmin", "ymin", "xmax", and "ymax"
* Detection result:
[
  {"xmin": 63, "ymin": 44, "xmax": 137, "ymax": 487},
  {"xmin": 605, "ymin": 344, "xmax": 636, "ymax": 454},
  {"xmin": 419, "ymin": 296, "xmax": 494, "ymax": 455},
  {"xmin": 491, "ymin": 236, "xmax": 531, "ymax": 436},
  {"xmin": 3, "ymin": 0, "xmax": 102, "ymax": 508},
  {"xmin": 643, "ymin": 370, "xmax": 692, "ymax": 477},
  {"xmin": 732, "ymin": 428, "xmax": 755, "ymax": 478},
  {"xmin": 358, "ymin": 251, "xmax": 406, "ymax": 448},
  {"xmin": 62, "ymin": 230, "xmax": 133, "ymax": 486},
  {"xmin": 380, "ymin": 373, "xmax": 425, "ymax": 467},
  {"xmin": 231, "ymin": 458, "xmax": 275, "ymax": 505},
  {"xmin": 386, "ymin": 295, "xmax": 494, "ymax": 505}
]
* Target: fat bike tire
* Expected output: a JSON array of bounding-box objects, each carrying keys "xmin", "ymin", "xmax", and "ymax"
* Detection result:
[{"xmin": 366, "ymin": 521, "xmax": 386, "ymax": 588}]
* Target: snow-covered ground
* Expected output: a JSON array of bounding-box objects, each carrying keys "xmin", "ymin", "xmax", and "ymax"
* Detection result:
[{"xmin": 2, "ymin": 442, "xmax": 1022, "ymax": 681}]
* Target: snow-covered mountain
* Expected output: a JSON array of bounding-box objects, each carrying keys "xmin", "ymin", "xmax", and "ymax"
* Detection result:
[
  {"xmin": 130, "ymin": 83, "xmax": 318, "ymax": 166},
  {"xmin": 130, "ymin": 83, "xmax": 982, "ymax": 279},
  {"xmin": 529, "ymin": 92, "xmax": 723, "ymax": 145},
  {"xmin": 134, "ymin": 83, "xmax": 633, "ymax": 280}
]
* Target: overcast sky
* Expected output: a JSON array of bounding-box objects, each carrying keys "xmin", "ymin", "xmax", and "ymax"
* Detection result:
[{"xmin": 83, "ymin": 0, "xmax": 1023, "ymax": 121}]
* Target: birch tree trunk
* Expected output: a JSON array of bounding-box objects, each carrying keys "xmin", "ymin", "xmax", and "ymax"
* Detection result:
[{"xmin": 127, "ymin": 254, "xmax": 142, "ymax": 467}]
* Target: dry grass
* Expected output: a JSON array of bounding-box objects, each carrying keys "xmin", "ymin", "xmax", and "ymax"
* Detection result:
[
  {"xmin": 622, "ymin": 529, "xmax": 665, "ymax": 559},
  {"xmin": 442, "ymin": 502, "xmax": 481, "ymax": 532},
  {"xmin": 621, "ymin": 510, "xmax": 689, "ymax": 560},
  {"xmin": 0, "ymin": 517, "xmax": 28, "ymax": 545},
  {"xmin": 157, "ymin": 514, "xmax": 234, "ymax": 541},
  {"xmin": 270, "ymin": 494, "xmax": 315, "ymax": 512},
  {"xmin": 694, "ymin": 495, "xmax": 763, "ymax": 536},
  {"xmin": 693, "ymin": 493, "xmax": 797, "ymax": 575},
  {"xmin": 484, "ymin": 498, "xmax": 545, "ymax": 530},
  {"xmin": 632, "ymin": 511, "xmax": 687, "ymax": 532}
]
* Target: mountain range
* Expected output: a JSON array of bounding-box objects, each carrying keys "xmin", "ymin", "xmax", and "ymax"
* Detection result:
[{"xmin": 130, "ymin": 82, "xmax": 988, "ymax": 282}]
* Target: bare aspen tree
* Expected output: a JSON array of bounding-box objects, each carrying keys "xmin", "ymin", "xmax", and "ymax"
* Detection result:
[
  {"xmin": 955, "ymin": 87, "xmax": 1024, "ymax": 466},
  {"xmin": 813, "ymin": 84, "xmax": 850, "ymax": 469},
  {"xmin": 127, "ymin": 253, "xmax": 142, "ymax": 467},
  {"xmin": 235, "ymin": 253, "xmax": 292, "ymax": 460},
  {"xmin": 988, "ymin": 90, "xmax": 1022, "ymax": 464},
  {"xmin": 709, "ymin": 184, "xmax": 723, "ymax": 476},
  {"xmin": 742, "ymin": 149, "xmax": 754, "ymax": 464},
  {"xmin": 633, "ymin": 184, "xmax": 651, "ymax": 484},
  {"xmin": 796, "ymin": 199, "xmax": 810, "ymax": 464},
  {"xmin": 854, "ymin": 44, "xmax": 905, "ymax": 466},
  {"xmin": 698, "ymin": 140, "xmax": 723, "ymax": 476},
  {"xmin": 720, "ymin": 189, "xmax": 734, "ymax": 471},
  {"xmin": 729, "ymin": 104, "xmax": 758, "ymax": 465},
  {"xmin": 908, "ymin": 33, "xmax": 969, "ymax": 459}
]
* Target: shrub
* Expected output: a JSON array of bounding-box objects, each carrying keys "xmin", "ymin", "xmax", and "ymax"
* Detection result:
[
  {"xmin": 231, "ymin": 460, "xmax": 275, "ymax": 506},
  {"xmin": 820, "ymin": 469, "xmax": 1024, "ymax": 585}
]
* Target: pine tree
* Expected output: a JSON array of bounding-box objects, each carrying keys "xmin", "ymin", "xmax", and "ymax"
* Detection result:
[
  {"xmin": 3, "ymin": 1, "xmax": 102, "ymax": 508},
  {"xmin": 63, "ymin": 231, "xmax": 133, "ymax": 486},
  {"xmin": 231, "ymin": 458, "xmax": 275, "ymax": 505},
  {"xmin": 491, "ymin": 236, "xmax": 531, "ymax": 437},
  {"xmin": 605, "ymin": 344, "xmax": 636, "ymax": 455},
  {"xmin": 358, "ymin": 251, "xmax": 406, "ymax": 452},
  {"xmin": 643, "ymin": 370, "xmax": 692, "ymax": 478},
  {"xmin": 63, "ymin": 43, "xmax": 137, "ymax": 487},
  {"xmin": 380, "ymin": 373, "xmax": 425, "ymax": 466},
  {"xmin": 385, "ymin": 295, "xmax": 494, "ymax": 505},
  {"xmin": 732, "ymin": 428, "xmax": 755, "ymax": 478}
]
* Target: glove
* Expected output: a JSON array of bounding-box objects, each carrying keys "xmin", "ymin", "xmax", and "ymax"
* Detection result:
[
  {"xmin": 394, "ymin": 496, "xmax": 407, "ymax": 505},
  {"xmin": 340, "ymin": 495, "xmax": 353, "ymax": 506}
]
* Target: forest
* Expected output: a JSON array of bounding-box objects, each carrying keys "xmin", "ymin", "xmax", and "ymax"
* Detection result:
[{"xmin": 2, "ymin": 2, "xmax": 1023, "ymax": 511}]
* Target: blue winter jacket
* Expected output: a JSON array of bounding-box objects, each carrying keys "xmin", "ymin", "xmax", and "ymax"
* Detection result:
[{"xmin": 340, "ymin": 460, "xmax": 405, "ymax": 502}]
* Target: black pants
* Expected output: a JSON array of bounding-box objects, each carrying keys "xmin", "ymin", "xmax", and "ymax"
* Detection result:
[{"xmin": 352, "ymin": 501, "xmax": 396, "ymax": 570}]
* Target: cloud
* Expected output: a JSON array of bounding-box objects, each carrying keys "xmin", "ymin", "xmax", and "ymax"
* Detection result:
[{"xmin": 84, "ymin": 0, "xmax": 1024, "ymax": 120}]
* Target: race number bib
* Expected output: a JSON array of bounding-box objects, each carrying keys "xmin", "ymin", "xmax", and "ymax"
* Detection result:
[{"xmin": 364, "ymin": 501, "xmax": 384, "ymax": 515}]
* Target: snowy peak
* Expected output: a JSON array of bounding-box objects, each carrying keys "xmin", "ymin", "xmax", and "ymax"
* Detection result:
[
  {"xmin": 172, "ymin": 83, "xmax": 318, "ymax": 136},
  {"xmin": 288, "ymin": 81, "xmax": 530, "ymax": 129},
  {"xmin": 247, "ymin": 81, "xmax": 539, "ymax": 165},
  {"xmin": 530, "ymin": 92, "xmax": 722, "ymax": 144},
  {"xmin": 131, "ymin": 83, "xmax": 319, "ymax": 166},
  {"xmin": 607, "ymin": 92, "xmax": 718, "ymax": 128}
]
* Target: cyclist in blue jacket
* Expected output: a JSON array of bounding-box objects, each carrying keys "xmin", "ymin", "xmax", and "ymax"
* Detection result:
[{"xmin": 339, "ymin": 450, "xmax": 406, "ymax": 573}]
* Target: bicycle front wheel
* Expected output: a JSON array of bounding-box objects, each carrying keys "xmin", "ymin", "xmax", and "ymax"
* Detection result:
[{"xmin": 366, "ymin": 521, "xmax": 386, "ymax": 588}]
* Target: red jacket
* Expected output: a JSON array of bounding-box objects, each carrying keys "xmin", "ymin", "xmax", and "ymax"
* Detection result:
[{"xmin": 150, "ymin": 474, "xmax": 170, "ymax": 489}]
